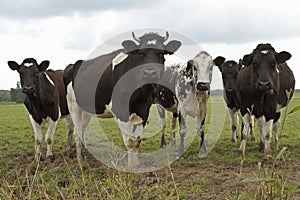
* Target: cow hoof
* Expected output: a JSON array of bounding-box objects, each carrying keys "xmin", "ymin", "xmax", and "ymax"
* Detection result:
[
  {"xmin": 259, "ymin": 142, "xmax": 265, "ymax": 152},
  {"xmin": 264, "ymin": 149, "xmax": 272, "ymax": 158},
  {"xmin": 160, "ymin": 141, "xmax": 166, "ymax": 149},
  {"xmin": 261, "ymin": 155, "xmax": 273, "ymax": 166},
  {"xmin": 231, "ymin": 137, "xmax": 237, "ymax": 143},
  {"xmin": 45, "ymin": 155, "xmax": 55, "ymax": 163},
  {"xmin": 178, "ymin": 143, "xmax": 184, "ymax": 156},
  {"xmin": 250, "ymin": 135, "xmax": 256, "ymax": 143},
  {"xmin": 199, "ymin": 143, "xmax": 207, "ymax": 156},
  {"xmin": 272, "ymin": 141, "xmax": 278, "ymax": 150},
  {"xmin": 35, "ymin": 153, "xmax": 42, "ymax": 162}
]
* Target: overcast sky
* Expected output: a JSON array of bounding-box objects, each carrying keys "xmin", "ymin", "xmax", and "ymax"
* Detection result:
[{"xmin": 1, "ymin": 0, "xmax": 300, "ymax": 90}]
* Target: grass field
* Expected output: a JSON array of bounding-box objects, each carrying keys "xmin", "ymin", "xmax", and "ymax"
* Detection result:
[{"xmin": 0, "ymin": 93, "xmax": 299, "ymax": 199}]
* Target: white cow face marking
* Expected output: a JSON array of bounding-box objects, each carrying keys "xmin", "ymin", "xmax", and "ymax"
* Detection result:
[
  {"xmin": 24, "ymin": 62, "xmax": 34, "ymax": 67},
  {"xmin": 147, "ymin": 40, "xmax": 157, "ymax": 45},
  {"xmin": 261, "ymin": 50, "xmax": 269, "ymax": 54}
]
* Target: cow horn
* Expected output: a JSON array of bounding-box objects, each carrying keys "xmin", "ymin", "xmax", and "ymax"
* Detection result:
[
  {"xmin": 163, "ymin": 31, "xmax": 169, "ymax": 42},
  {"xmin": 132, "ymin": 32, "xmax": 141, "ymax": 43}
]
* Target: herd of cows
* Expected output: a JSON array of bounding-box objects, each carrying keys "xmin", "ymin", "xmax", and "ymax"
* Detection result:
[{"xmin": 8, "ymin": 31, "xmax": 295, "ymax": 167}]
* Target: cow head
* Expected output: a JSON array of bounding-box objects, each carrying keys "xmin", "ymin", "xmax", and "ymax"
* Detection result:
[
  {"xmin": 121, "ymin": 32, "xmax": 181, "ymax": 84},
  {"xmin": 215, "ymin": 56, "xmax": 242, "ymax": 94},
  {"xmin": 242, "ymin": 43, "xmax": 291, "ymax": 91},
  {"xmin": 8, "ymin": 58, "xmax": 50, "ymax": 96},
  {"xmin": 190, "ymin": 51, "xmax": 215, "ymax": 91}
]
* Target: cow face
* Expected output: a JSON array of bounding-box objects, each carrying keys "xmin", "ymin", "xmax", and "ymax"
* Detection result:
[
  {"xmin": 122, "ymin": 32, "xmax": 181, "ymax": 85},
  {"xmin": 8, "ymin": 58, "xmax": 50, "ymax": 96},
  {"xmin": 242, "ymin": 50, "xmax": 291, "ymax": 91},
  {"xmin": 215, "ymin": 57, "xmax": 242, "ymax": 94},
  {"xmin": 191, "ymin": 51, "xmax": 214, "ymax": 91}
]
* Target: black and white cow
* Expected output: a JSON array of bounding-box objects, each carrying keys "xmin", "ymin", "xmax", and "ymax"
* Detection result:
[
  {"xmin": 237, "ymin": 43, "xmax": 295, "ymax": 157},
  {"xmin": 214, "ymin": 57, "xmax": 255, "ymax": 143},
  {"xmin": 8, "ymin": 58, "xmax": 74, "ymax": 161},
  {"xmin": 64, "ymin": 32, "xmax": 181, "ymax": 166},
  {"xmin": 155, "ymin": 51, "xmax": 218, "ymax": 155}
]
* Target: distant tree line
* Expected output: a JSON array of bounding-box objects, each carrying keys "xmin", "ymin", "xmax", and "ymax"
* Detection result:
[{"xmin": 0, "ymin": 82, "xmax": 25, "ymax": 103}]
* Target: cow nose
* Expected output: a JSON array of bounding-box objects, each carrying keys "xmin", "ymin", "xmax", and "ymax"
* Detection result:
[
  {"xmin": 226, "ymin": 88, "xmax": 235, "ymax": 93},
  {"xmin": 22, "ymin": 86, "xmax": 33, "ymax": 94},
  {"xmin": 197, "ymin": 82, "xmax": 209, "ymax": 91},
  {"xmin": 258, "ymin": 81, "xmax": 271, "ymax": 90},
  {"xmin": 143, "ymin": 69, "xmax": 159, "ymax": 79}
]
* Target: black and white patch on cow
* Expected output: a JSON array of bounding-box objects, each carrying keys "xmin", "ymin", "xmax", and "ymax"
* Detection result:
[
  {"xmin": 237, "ymin": 43, "xmax": 295, "ymax": 157},
  {"xmin": 214, "ymin": 57, "xmax": 256, "ymax": 143},
  {"xmin": 155, "ymin": 51, "xmax": 219, "ymax": 156},
  {"xmin": 64, "ymin": 32, "xmax": 181, "ymax": 167},
  {"xmin": 8, "ymin": 58, "xmax": 73, "ymax": 161}
]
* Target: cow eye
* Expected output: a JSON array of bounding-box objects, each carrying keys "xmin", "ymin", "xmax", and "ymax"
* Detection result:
[
  {"xmin": 138, "ymin": 51, "xmax": 145, "ymax": 57},
  {"xmin": 35, "ymin": 73, "xmax": 39, "ymax": 77},
  {"xmin": 253, "ymin": 63, "xmax": 258, "ymax": 68},
  {"xmin": 270, "ymin": 62, "xmax": 275, "ymax": 67}
]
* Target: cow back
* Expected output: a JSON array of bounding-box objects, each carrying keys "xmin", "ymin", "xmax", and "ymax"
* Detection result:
[
  {"xmin": 46, "ymin": 70, "xmax": 69, "ymax": 116},
  {"xmin": 277, "ymin": 63, "xmax": 295, "ymax": 107}
]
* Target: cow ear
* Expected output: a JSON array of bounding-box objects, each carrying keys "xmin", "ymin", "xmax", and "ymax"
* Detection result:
[
  {"xmin": 164, "ymin": 40, "xmax": 181, "ymax": 55},
  {"xmin": 186, "ymin": 60, "xmax": 196, "ymax": 73},
  {"xmin": 242, "ymin": 54, "xmax": 253, "ymax": 66},
  {"xmin": 38, "ymin": 60, "xmax": 50, "ymax": 72},
  {"xmin": 275, "ymin": 51, "xmax": 291, "ymax": 63},
  {"xmin": 213, "ymin": 56, "xmax": 225, "ymax": 72},
  {"xmin": 237, "ymin": 59, "xmax": 243, "ymax": 70},
  {"xmin": 122, "ymin": 40, "xmax": 138, "ymax": 53},
  {"xmin": 8, "ymin": 61, "xmax": 20, "ymax": 71}
]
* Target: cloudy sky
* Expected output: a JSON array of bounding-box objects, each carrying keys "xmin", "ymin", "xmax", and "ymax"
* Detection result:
[{"xmin": 1, "ymin": 0, "xmax": 299, "ymax": 90}]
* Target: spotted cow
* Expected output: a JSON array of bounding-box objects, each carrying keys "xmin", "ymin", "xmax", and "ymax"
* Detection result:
[{"xmin": 155, "ymin": 51, "xmax": 218, "ymax": 156}]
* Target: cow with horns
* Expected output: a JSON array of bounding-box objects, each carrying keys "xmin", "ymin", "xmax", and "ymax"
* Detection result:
[{"xmin": 64, "ymin": 31, "xmax": 181, "ymax": 167}]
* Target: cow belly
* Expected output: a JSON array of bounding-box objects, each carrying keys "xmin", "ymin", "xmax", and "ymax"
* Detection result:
[
  {"xmin": 97, "ymin": 102, "xmax": 114, "ymax": 118},
  {"xmin": 179, "ymin": 92, "xmax": 199, "ymax": 118}
]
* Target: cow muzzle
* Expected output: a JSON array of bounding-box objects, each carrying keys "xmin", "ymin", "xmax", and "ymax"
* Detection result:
[
  {"xmin": 257, "ymin": 81, "xmax": 272, "ymax": 91},
  {"xmin": 225, "ymin": 88, "xmax": 235, "ymax": 93},
  {"xmin": 141, "ymin": 68, "xmax": 160, "ymax": 82},
  {"xmin": 197, "ymin": 82, "xmax": 209, "ymax": 91},
  {"xmin": 22, "ymin": 86, "xmax": 34, "ymax": 94}
]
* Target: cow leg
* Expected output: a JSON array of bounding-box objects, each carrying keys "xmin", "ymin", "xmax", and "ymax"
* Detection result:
[
  {"xmin": 72, "ymin": 107, "xmax": 91, "ymax": 161},
  {"xmin": 198, "ymin": 117, "xmax": 206, "ymax": 155},
  {"xmin": 257, "ymin": 117, "xmax": 265, "ymax": 152},
  {"xmin": 119, "ymin": 121, "xmax": 142, "ymax": 168},
  {"xmin": 157, "ymin": 105, "xmax": 166, "ymax": 148},
  {"xmin": 257, "ymin": 116, "xmax": 273, "ymax": 157},
  {"xmin": 178, "ymin": 114, "xmax": 187, "ymax": 155},
  {"xmin": 249, "ymin": 115, "xmax": 256, "ymax": 142},
  {"xmin": 45, "ymin": 118, "xmax": 58, "ymax": 158},
  {"xmin": 29, "ymin": 115, "xmax": 43, "ymax": 161},
  {"xmin": 170, "ymin": 112, "xmax": 178, "ymax": 146},
  {"xmin": 272, "ymin": 112, "xmax": 281, "ymax": 150},
  {"xmin": 239, "ymin": 113, "xmax": 251, "ymax": 157},
  {"xmin": 65, "ymin": 115, "xmax": 74, "ymax": 151},
  {"xmin": 228, "ymin": 108, "xmax": 238, "ymax": 143}
]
